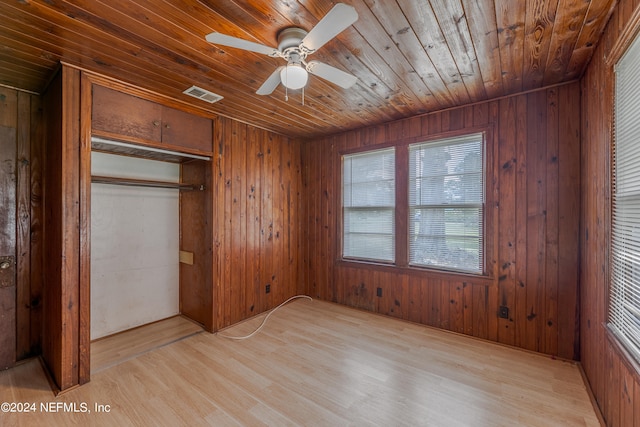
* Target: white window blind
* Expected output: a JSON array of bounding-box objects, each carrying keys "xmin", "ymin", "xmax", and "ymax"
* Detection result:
[
  {"xmin": 610, "ymin": 31, "xmax": 640, "ymax": 362},
  {"xmin": 409, "ymin": 134, "xmax": 484, "ymax": 273},
  {"xmin": 342, "ymin": 148, "xmax": 395, "ymax": 262}
]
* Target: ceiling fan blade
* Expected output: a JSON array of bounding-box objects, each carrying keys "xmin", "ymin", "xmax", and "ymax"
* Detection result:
[
  {"xmin": 205, "ymin": 32, "xmax": 279, "ymax": 56},
  {"xmin": 306, "ymin": 61, "xmax": 357, "ymax": 89},
  {"xmin": 256, "ymin": 67, "xmax": 284, "ymax": 95},
  {"xmin": 300, "ymin": 3, "xmax": 358, "ymax": 53}
]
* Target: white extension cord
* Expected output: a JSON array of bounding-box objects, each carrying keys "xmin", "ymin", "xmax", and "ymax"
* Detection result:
[{"xmin": 217, "ymin": 295, "xmax": 313, "ymax": 340}]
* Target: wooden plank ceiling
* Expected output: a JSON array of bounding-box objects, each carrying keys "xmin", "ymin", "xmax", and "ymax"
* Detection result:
[{"xmin": 0, "ymin": 0, "xmax": 616, "ymax": 138}]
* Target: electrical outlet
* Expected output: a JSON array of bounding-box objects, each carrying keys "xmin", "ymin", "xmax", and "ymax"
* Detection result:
[
  {"xmin": 265, "ymin": 284, "xmax": 271, "ymax": 294},
  {"xmin": 499, "ymin": 306, "xmax": 509, "ymax": 319},
  {"xmin": 376, "ymin": 287, "xmax": 382, "ymax": 297}
]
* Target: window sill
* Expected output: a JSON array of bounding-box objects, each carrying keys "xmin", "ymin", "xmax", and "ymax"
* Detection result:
[
  {"xmin": 605, "ymin": 323, "xmax": 640, "ymax": 383},
  {"xmin": 336, "ymin": 259, "xmax": 494, "ymax": 286}
]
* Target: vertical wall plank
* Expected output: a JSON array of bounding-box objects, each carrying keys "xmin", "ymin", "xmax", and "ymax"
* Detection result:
[
  {"xmin": 318, "ymin": 134, "xmax": 329, "ymax": 302},
  {"xmin": 497, "ymin": 96, "xmax": 517, "ymax": 346},
  {"xmin": 462, "ymin": 282, "xmax": 473, "ymax": 335},
  {"xmin": 78, "ymin": 74, "xmax": 92, "ymax": 384},
  {"xmin": 558, "ymin": 83, "xmax": 581, "ymax": 360},
  {"xmin": 408, "ymin": 276, "xmax": 422, "ymax": 323},
  {"xmin": 486, "ymin": 100, "xmax": 501, "ymax": 343},
  {"xmin": 429, "ymin": 277, "xmax": 441, "ymax": 327},
  {"xmin": 42, "ymin": 72, "xmax": 63, "ymax": 385},
  {"xmin": 246, "ymin": 125, "xmax": 261, "ymax": 317},
  {"xmin": 29, "ymin": 94, "xmax": 43, "ymax": 357},
  {"xmin": 544, "ymin": 87, "xmax": 559, "ymax": 356},
  {"xmin": 261, "ymin": 130, "xmax": 274, "ymax": 312},
  {"xmin": 273, "ymin": 136, "xmax": 284, "ymax": 306},
  {"xmin": 635, "ymin": 375, "xmax": 640, "ymax": 427},
  {"xmin": 472, "ymin": 284, "xmax": 488, "ymax": 339},
  {"xmin": 306, "ymin": 140, "xmax": 319, "ymax": 299},
  {"xmin": 439, "ymin": 279, "xmax": 450, "ymax": 329},
  {"xmin": 16, "ymin": 92, "xmax": 31, "ymax": 362},
  {"xmin": 230, "ymin": 120, "xmax": 244, "ymax": 324},
  {"xmin": 514, "ymin": 94, "xmax": 529, "ymax": 350},
  {"xmin": 222, "ymin": 118, "xmax": 233, "ymax": 325},
  {"xmin": 449, "ymin": 280, "xmax": 464, "ymax": 333},
  {"xmin": 524, "ymin": 90, "xmax": 546, "ymax": 353},
  {"xmin": 293, "ymin": 141, "xmax": 304, "ymax": 296},
  {"xmin": 620, "ymin": 362, "xmax": 634, "ymax": 426},
  {"xmin": 213, "ymin": 117, "xmax": 226, "ymax": 330},
  {"xmin": 609, "ymin": 344, "xmax": 621, "ymax": 426},
  {"xmin": 60, "ymin": 66, "xmax": 81, "ymax": 389},
  {"xmin": 0, "ymin": 88, "xmax": 17, "ymax": 370}
]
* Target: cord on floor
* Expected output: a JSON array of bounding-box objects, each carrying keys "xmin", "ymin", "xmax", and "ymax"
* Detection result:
[{"xmin": 217, "ymin": 295, "xmax": 313, "ymax": 340}]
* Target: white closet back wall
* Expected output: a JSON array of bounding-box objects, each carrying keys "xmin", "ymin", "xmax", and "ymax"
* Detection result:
[{"xmin": 91, "ymin": 151, "xmax": 180, "ymax": 339}]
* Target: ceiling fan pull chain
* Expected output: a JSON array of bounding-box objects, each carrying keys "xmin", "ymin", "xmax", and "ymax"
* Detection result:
[{"xmin": 302, "ymin": 87, "xmax": 305, "ymax": 106}]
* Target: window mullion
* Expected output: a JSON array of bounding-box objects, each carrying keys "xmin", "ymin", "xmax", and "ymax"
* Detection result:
[{"xmin": 396, "ymin": 144, "xmax": 408, "ymax": 267}]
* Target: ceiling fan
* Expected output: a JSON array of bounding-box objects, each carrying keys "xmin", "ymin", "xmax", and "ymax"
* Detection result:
[{"xmin": 205, "ymin": 3, "xmax": 359, "ymax": 97}]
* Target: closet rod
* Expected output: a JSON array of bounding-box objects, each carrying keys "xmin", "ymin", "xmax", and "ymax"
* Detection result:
[{"xmin": 92, "ymin": 175, "xmax": 204, "ymax": 191}]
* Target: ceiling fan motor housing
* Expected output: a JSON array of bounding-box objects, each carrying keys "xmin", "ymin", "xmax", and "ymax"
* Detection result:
[{"xmin": 277, "ymin": 27, "xmax": 309, "ymax": 60}]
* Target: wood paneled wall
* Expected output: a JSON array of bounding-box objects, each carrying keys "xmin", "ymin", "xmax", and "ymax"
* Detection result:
[
  {"xmin": 301, "ymin": 82, "xmax": 581, "ymax": 360},
  {"xmin": 213, "ymin": 117, "xmax": 304, "ymax": 330},
  {"xmin": 0, "ymin": 86, "xmax": 43, "ymax": 369},
  {"xmin": 580, "ymin": 0, "xmax": 640, "ymax": 425}
]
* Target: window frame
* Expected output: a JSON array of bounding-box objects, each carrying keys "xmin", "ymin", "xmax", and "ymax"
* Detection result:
[
  {"xmin": 341, "ymin": 146, "xmax": 397, "ymax": 264},
  {"xmin": 337, "ymin": 128, "xmax": 493, "ymax": 281},
  {"xmin": 608, "ymin": 26, "xmax": 640, "ymax": 370},
  {"xmin": 408, "ymin": 133, "xmax": 486, "ymax": 274}
]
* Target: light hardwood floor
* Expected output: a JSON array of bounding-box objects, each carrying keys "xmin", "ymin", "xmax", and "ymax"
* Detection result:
[
  {"xmin": 0, "ymin": 299, "xmax": 599, "ymax": 426},
  {"xmin": 91, "ymin": 315, "xmax": 204, "ymax": 374}
]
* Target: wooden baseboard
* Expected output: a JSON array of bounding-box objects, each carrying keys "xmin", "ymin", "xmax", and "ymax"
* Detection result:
[{"xmin": 577, "ymin": 361, "xmax": 606, "ymax": 427}]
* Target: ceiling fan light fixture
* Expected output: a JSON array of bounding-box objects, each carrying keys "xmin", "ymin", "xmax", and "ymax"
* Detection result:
[
  {"xmin": 280, "ymin": 64, "xmax": 308, "ymax": 90},
  {"xmin": 205, "ymin": 3, "xmax": 359, "ymax": 96}
]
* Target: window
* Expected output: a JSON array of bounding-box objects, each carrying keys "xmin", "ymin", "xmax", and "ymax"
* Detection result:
[
  {"xmin": 409, "ymin": 134, "xmax": 484, "ymax": 273},
  {"xmin": 342, "ymin": 148, "xmax": 395, "ymax": 262},
  {"xmin": 610, "ymin": 32, "xmax": 640, "ymax": 362},
  {"xmin": 341, "ymin": 132, "xmax": 485, "ymax": 275}
]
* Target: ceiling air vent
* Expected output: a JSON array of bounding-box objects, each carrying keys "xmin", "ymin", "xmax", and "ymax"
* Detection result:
[{"xmin": 183, "ymin": 85, "xmax": 223, "ymax": 103}]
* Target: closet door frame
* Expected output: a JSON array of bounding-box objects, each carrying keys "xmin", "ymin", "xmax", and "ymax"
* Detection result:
[{"xmin": 62, "ymin": 70, "xmax": 216, "ymax": 391}]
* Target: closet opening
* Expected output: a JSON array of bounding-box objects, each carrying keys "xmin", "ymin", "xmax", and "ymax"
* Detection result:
[{"xmin": 88, "ymin": 138, "xmax": 213, "ymax": 371}]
